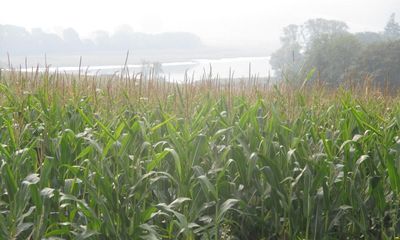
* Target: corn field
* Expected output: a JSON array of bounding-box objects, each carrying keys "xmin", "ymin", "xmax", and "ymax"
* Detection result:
[{"xmin": 0, "ymin": 68, "xmax": 400, "ymax": 239}]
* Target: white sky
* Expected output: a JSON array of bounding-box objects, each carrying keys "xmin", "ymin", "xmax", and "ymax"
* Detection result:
[{"xmin": 1, "ymin": 0, "xmax": 399, "ymax": 49}]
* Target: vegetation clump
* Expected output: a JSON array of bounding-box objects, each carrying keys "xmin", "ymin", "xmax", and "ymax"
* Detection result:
[{"xmin": 270, "ymin": 14, "xmax": 400, "ymax": 89}]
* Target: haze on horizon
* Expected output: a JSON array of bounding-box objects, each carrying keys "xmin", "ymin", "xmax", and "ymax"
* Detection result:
[{"xmin": 2, "ymin": 0, "xmax": 399, "ymax": 50}]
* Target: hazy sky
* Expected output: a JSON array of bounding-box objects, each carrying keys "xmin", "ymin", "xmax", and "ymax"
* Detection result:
[{"xmin": 2, "ymin": 0, "xmax": 399, "ymax": 49}]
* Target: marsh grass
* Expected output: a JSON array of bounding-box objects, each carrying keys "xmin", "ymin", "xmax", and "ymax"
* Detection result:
[{"xmin": 0, "ymin": 66, "xmax": 399, "ymax": 239}]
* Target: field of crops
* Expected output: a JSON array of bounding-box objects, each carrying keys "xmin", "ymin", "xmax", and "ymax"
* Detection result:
[{"xmin": 0, "ymin": 69, "xmax": 400, "ymax": 239}]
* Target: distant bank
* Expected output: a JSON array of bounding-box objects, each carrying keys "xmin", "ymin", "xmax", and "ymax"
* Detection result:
[{"xmin": 3, "ymin": 55, "xmax": 272, "ymax": 82}]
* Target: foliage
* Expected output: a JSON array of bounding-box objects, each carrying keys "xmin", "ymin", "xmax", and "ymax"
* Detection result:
[
  {"xmin": 270, "ymin": 14, "xmax": 400, "ymax": 87},
  {"xmin": 0, "ymin": 69, "xmax": 400, "ymax": 239},
  {"xmin": 270, "ymin": 18, "xmax": 349, "ymax": 83},
  {"xmin": 0, "ymin": 24, "xmax": 203, "ymax": 55},
  {"xmin": 357, "ymin": 40, "xmax": 400, "ymax": 88},
  {"xmin": 384, "ymin": 13, "xmax": 400, "ymax": 40},
  {"xmin": 304, "ymin": 33, "xmax": 361, "ymax": 85},
  {"xmin": 302, "ymin": 18, "xmax": 349, "ymax": 49}
]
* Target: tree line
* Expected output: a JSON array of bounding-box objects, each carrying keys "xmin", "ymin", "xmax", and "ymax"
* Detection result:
[
  {"xmin": 270, "ymin": 13, "xmax": 400, "ymax": 88},
  {"xmin": 0, "ymin": 25, "xmax": 203, "ymax": 56}
]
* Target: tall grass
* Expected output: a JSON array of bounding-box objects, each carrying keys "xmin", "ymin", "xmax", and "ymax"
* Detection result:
[{"xmin": 0, "ymin": 67, "xmax": 399, "ymax": 239}]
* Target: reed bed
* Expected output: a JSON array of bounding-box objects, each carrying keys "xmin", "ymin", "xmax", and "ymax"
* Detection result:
[{"xmin": 0, "ymin": 67, "xmax": 399, "ymax": 239}]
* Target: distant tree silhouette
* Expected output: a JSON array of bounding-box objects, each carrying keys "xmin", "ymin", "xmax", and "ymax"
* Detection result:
[
  {"xmin": 0, "ymin": 24, "xmax": 203, "ymax": 56},
  {"xmin": 384, "ymin": 13, "xmax": 400, "ymax": 40}
]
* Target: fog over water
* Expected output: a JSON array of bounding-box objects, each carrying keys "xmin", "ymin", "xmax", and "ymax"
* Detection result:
[
  {"xmin": 2, "ymin": 0, "xmax": 398, "ymax": 49},
  {"xmin": 1, "ymin": 0, "xmax": 399, "ymax": 79},
  {"xmin": 16, "ymin": 56, "xmax": 272, "ymax": 82}
]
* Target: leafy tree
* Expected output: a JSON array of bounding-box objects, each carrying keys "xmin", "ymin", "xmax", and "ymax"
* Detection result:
[
  {"xmin": 270, "ymin": 43, "xmax": 303, "ymax": 81},
  {"xmin": 304, "ymin": 33, "xmax": 361, "ymax": 85},
  {"xmin": 270, "ymin": 17, "xmax": 400, "ymax": 89},
  {"xmin": 0, "ymin": 24, "xmax": 203, "ymax": 56},
  {"xmin": 0, "ymin": 25, "xmax": 31, "ymax": 55},
  {"xmin": 301, "ymin": 18, "xmax": 348, "ymax": 49},
  {"xmin": 357, "ymin": 40, "xmax": 400, "ymax": 88},
  {"xmin": 63, "ymin": 28, "xmax": 81, "ymax": 44},
  {"xmin": 280, "ymin": 24, "xmax": 301, "ymax": 46},
  {"xmin": 384, "ymin": 13, "xmax": 400, "ymax": 40},
  {"xmin": 355, "ymin": 32, "xmax": 383, "ymax": 45},
  {"xmin": 270, "ymin": 24, "xmax": 304, "ymax": 81},
  {"xmin": 270, "ymin": 18, "xmax": 349, "ymax": 83},
  {"xmin": 91, "ymin": 30, "xmax": 111, "ymax": 50}
]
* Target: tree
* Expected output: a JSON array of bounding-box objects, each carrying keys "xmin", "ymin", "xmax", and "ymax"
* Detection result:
[
  {"xmin": 92, "ymin": 30, "xmax": 110, "ymax": 48},
  {"xmin": 304, "ymin": 33, "xmax": 361, "ymax": 85},
  {"xmin": 0, "ymin": 25, "xmax": 31, "ymax": 55},
  {"xmin": 280, "ymin": 24, "xmax": 300, "ymax": 46},
  {"xmin": 62, "ymin": 28, "xmax": 83, "ymax": 52},
  {"xmin": 269, "ymin": 43, "xmax": 303, "ymax": 80},
  {"xmin": 301, "ymin": 18, "xmax": 348, "ymax": 49},
  {"xmin": 270, "ymin": 17, "xmax": 400, "ymax": 88},
  {"xmin": 384, "ymin": 13, "xmax": 400, "ymax": 40},
  {"xmin": 355, "ymin": 32, "xmax": 382, "ymax": 44},
  {"xmin": 0, "ymin": 23, "xmax": 204, "ymax": 58},
  {"xmin": 270, "ymin": 18, "xmax": 349, "ymax": 82},
  {"xmin": 270, "ymin": 24, "xmax": 304, "ymax": 80},
  {"xmin": 357, "ymin": 40, "xmax": 400, "ymax": 88}
]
